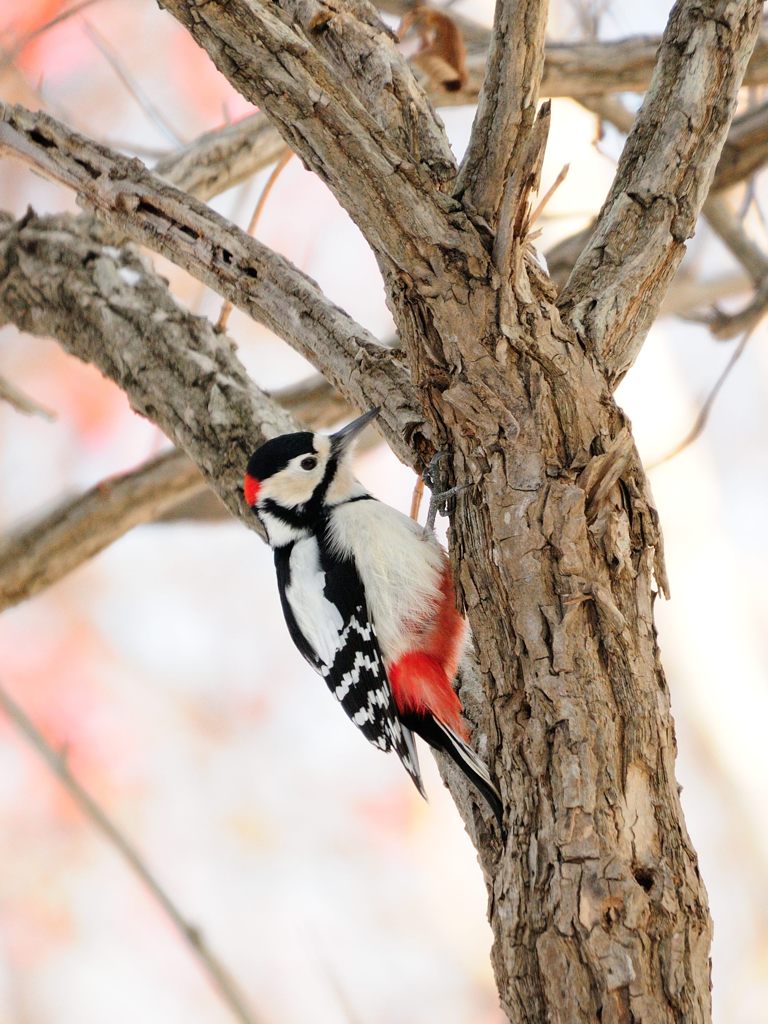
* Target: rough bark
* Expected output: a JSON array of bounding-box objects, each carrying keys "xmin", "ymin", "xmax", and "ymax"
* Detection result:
[
  {"xmin": 0, "ymin": 106, "xmax": 420, "ymax": 463},
  {"xmin": 456, "ymin": 0, "xmax": 549, "ymax": 227},
  {"xmin": 559, "ymin": 1, "xmax": 764, "ymax": 384},
  {"xmin": 1, "ymin": 0, "xmax": 764, "ymax": 1021}
]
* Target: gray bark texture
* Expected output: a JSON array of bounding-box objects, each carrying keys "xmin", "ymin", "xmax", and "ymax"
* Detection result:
[{"xmin": 1, "ymin": 0, "xmax": 765, "ymax": 1021}]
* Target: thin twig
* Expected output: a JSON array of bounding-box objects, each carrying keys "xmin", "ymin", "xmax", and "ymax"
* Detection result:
[
  {"xmin": 0, "ymin": 680, "xmax": 262, "ymax": 1024},
  {"xmin": 527, "ymin": 162, "xmax": 570, "ymax": 229},
  {"xmin": 0, "ymin": 374, "xmax": 56, "ymax": 420},
  {"xmin": 648, "ymin": 324, "xmax": 759, "ymax": 469},
  {"xmin": 82, "ymin": 20, "xmax": 183, "ymax": 146},
  {"xmin": 216, "ymin": 149, "xmax": 293, "ymax": 333}
]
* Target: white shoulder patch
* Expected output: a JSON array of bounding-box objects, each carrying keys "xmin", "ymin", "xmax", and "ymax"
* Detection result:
[{"xmin": 285, "ymin": 537, "xmax": 344, "ymax": 665}]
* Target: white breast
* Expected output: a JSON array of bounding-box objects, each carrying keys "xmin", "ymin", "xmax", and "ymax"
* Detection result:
[
  {"xmin": 327, "ymin": 500, "xmax": 446, "ymax": 663},
  {"xmin": 285, "ymin": 537, "xmax": 344, "ymax": 666}
]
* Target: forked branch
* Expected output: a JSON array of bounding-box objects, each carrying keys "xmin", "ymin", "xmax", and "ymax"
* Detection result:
[
  {"xmin": 559, "ymin": 0, "xmax": 765, "ymax": 385},
  {"xmin": 0, "ymin": 105, "xmax": 421, "ymax": 459},
  {"xmin": 156, "ymin": 0, "xmax": 478, "ymax": 280}
]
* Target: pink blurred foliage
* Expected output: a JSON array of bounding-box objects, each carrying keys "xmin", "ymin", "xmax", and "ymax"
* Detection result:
[
  {"xmin": 1, "ymin": 895, "xmax": 75, "ymax": 972},
  {"xmin": 29, "ymin": 347, "xmax": 135, "ymax": 447},
  {"xmin": 2, "ymin": 0, "xmax": 89, "ymax": 78},
  {"xmin": 354, "ymin": 786, "xmax": 421, "ymax": 839},
  {"xmin": 0, "ymin": 613, "xmax": 135, "ymax": 824}
]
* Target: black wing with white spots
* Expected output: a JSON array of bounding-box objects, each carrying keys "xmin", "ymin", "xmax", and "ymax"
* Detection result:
[{"xmin": 273, "ymin": 536, "xmax": 424, "ymax": 794}]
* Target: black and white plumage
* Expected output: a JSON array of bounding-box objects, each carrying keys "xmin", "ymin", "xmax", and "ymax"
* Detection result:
[
  {"xmin": 243, "ymin": 409, "xmax": 502, "ymax": 824},
  {"xmin": 273, "ymin": 526, "xmax": 424, "ymax": 793}
]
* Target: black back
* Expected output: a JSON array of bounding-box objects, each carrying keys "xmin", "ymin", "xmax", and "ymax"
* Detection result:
[{"xmin": 272, "ymin": 513, "xmax": 424, "ymax": 793}]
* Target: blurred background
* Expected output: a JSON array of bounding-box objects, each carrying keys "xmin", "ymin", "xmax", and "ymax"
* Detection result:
[{"xmin": 0, "ymin": 0, "xmax": 767, "ymax": 1021}]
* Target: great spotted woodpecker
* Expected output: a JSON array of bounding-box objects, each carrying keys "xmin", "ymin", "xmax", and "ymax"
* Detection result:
[{"xmin": 243, "ymin": 409, "xmax": 502, "ymax": 824}]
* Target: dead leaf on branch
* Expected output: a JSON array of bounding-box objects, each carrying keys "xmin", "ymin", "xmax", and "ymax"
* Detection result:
[{"xmin": 397, "ymin": 6, "xmax": 467, "ymax": 93}]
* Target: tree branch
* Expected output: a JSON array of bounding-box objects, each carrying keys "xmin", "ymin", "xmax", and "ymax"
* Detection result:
[
  {"xmin": 156, "ymin": 0, "xmax": 478, "ymax": 281},
  {"xmin": 0, "ymin": 375, "xmax": 354, "ymax": 608},
  {"xmin": 0, "ymin": 679, "xmax": 262, "ymax": 1024},
  {"xmin": 380, "ymin": 6, "xmax": 768, "ymax": 103},
  {"xmin": 711, "ymin": 97, "xmax": 768, "ymax": 191},
  {"xmin": 540, "ymin": 26, "xmax": 768, "ymax": 98},
  {"xmin": 456, "ymin": 0, "xmax": 549, "ymax": 229},
  {"xmin": 0, "ymin": 208, "xmax": 294, "ymax": 521},
  {"xmin": 558, "ymin": 0, "xmax": 765, "ymax": 386},
  {"xmin": 0, "ymin": 450, "xmax": 204, "ymax": 612},
  {"xmin": 275, "ymin": 0, "xmax": 456, "ymax": 180},
  {"xmin": 548, "ymin": 92, "xmax": 768, "ymax": 292},
  {"xmin": 0, "ymin": 106, "xmax": 422, "ymax": 460},
  {"xmin": 154, "ymin": 111, "xmax": 288, "ymax": 201},
  {"xmin": 578, "ymin": 96, "xmax": 768, "ymax": 313}
]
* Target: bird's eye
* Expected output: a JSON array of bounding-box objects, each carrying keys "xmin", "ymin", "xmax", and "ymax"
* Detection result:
[{"xmin": 300, "ymin": 456, "xmax": 318, "ymax": 471}]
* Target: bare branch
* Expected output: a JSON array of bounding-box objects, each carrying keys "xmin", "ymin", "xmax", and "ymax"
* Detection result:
[
  {"xmin": 382, "ymin": 5, "xmax": 768, "ymax": 102},
  {"xmin": 155, "ymin": 0, "xmax": 473, "ymax": 278},
  {"xmin": 0, "ymin": 106, "xmax": 421, "ymax": 457},
  {"xmin": 0, "ymin": 679, "xmax": 262, "ymax": 1024},
  {"xmin": 381, "ymin": 0, "xmax": 768, "ymax": 95},
  {"xmin": 695, "ymin": 276, "xmax": 768, "ymax": 339},
  {"xmin": 493, "ymin": 102, "xmax": 551, "ymax": 289},
  {"xmin": 702, "ymin": 193, "xmax": 768, "ymax": 284},
  {"xmin": 550, "ymin": 91, "xmax": 768, "ymax": 293},
  {"xmin": 216, "ymin": 149, "xmax": 294, "ymax": 333},
  {"xmin": 0, "ymin": 206, "xmax": 419, "ymax": 520},
  {"xmin": 577, "ymin": 96, "xmax": 768, "ymax": 305},
  {"xmin": 712, "ymin": 98, "xmax": 768, "ymax": 190},
  {"xmin": 0, "ymin": 450, "xmax": 204, "ymax": 612},
  {"xmin": 541, "ymin": 28, "xmax": 768, "ymax": 98},
  {"xmin": 456, "ymin": 0, "xmax": 549, "ymax": 229},
  {"xmin": 153, "ymin": 112, "xmax": 288, "ymax": 202},
  {"xmin": 559, "ymin": 0, "xmax": 765, "ymax": 386},
  {"xmin": 0, "ymin": 371, "xmax": 355, "ymax": 603},
  {"xmin": 660, "ymin": 269, "xmax": 751, "ymax": 316},
  {"xmin": 0, "ymin": 208, "xmax": 295, "ymax": 520},
  {"xmin": 275, "ymin": 374, "xmax": 350, "ymax": 427},
  {"xmin": 278, "ymin": 0, "xmax": 457, "ymax": 180}
]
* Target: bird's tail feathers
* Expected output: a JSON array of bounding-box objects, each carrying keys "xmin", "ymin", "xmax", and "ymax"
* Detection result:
[
  {"xmin": 431, "ymin": 717, "xmax": 503, "ymax": 827},
  {"xmin": 398, "ymin": 724, "xmax": 426, "ymax": 799}
]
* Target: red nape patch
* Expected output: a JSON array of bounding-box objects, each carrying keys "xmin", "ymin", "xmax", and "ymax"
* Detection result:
[
  {"xmin": 390, "ymin": 652, "xmax": 467, "ymax": 738},
  {"xmin": 243, "ymin": 474, "xmax": 261, "ymax": 506}
]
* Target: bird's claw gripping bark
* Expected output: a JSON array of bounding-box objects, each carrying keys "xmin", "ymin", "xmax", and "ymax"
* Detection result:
[{"xmin": 423, "ymin": 450, "xmax": 469, "ymax": 533}]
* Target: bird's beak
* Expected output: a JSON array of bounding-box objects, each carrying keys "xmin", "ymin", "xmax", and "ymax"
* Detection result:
[{"xmin": 330, "ymin": 407, "xmax": 380, "ymax": 454}]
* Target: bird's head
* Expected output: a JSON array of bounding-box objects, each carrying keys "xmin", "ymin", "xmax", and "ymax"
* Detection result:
[{"xmin": 243, "ymin": 409, "xmax": 379, "ymax": 527}]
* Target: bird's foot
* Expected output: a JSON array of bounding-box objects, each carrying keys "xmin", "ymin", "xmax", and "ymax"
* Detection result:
[{"xmin": 423, "ymin": 451, "xmax": 469, "ymax": 533}]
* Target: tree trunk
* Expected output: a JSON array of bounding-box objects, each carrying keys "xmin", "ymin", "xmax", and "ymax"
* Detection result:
[
  {"xmin": 427, "ymin": 276, "xmax": 710, "ymax": 1023},
  {"xmin": 2, "ymin": 0, "xmax": 765, "ymax": 1019}
]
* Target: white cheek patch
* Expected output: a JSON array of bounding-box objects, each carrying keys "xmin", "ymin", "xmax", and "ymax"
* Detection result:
[{"xmin": 259, "ymin": 452, "xmax": 327, "ymax": 508}]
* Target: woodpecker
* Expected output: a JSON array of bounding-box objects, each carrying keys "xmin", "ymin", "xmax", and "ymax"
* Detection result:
[{"xmin": 243, "ymin": 409, "xmax": 502, "ymax": 824}]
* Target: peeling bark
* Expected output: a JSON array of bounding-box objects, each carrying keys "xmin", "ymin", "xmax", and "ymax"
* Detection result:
[{"xmin": 1, "ymin": 0, "xmax": 763, "ymax": 1019}]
